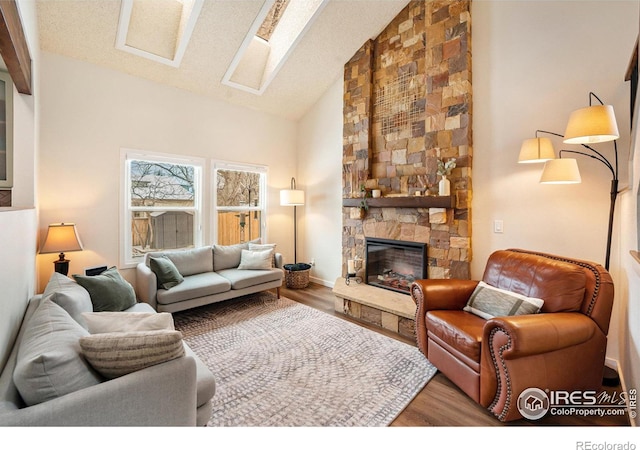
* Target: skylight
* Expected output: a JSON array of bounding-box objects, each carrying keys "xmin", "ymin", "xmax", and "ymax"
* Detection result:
[
  {"xmin": 222, "ymin": 0, "xmax": 328, "ymax": 95},
  {"xmin": 257, "ymin": 0, "xmax": 290, "ymax": 42},
  {"xmin": 115, "ymin": 0, "xmax": 204, "ymax": 67}
]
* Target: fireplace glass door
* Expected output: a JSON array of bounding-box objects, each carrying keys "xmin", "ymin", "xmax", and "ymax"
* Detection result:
[{"xmin": 365, "ymin": 238, "xmax": 427, "ymax": 294}]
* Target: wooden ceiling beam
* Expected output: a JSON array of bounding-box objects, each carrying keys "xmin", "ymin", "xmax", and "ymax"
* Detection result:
[{"xmin": 0, "ymin": 0, "xmax": 32, "ymax": 95}]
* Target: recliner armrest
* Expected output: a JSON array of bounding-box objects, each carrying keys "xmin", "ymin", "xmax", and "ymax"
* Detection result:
[
  {"xmin": 483, "ymin": 312, "xmax": 598, "ymax": 358},
  {"xmin": 411, "ymin": 279, "xmax": 479, "ymax": 356},
  {"xmin": 411, "ymin": 279, "xmax": 479, "ymax": 311}
]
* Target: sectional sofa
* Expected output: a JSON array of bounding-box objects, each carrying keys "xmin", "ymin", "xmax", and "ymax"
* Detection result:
[{"xmin": 0, "ymin": 272, "xmax": 216, "ymax": 426}]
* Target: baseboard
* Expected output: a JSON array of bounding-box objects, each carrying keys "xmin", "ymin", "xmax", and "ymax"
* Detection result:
[
  {"xmin": 309, "ymin": 276, "xmax": 334, "ymax": 288},
  {"xmin": 605, "ymin": 357, "xmax": 636, "ymax": 427}
]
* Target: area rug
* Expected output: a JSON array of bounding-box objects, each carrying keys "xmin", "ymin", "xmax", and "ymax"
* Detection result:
[{"xmin": 173, "ymin": 292, "xmax": 437, "ymax": 427}]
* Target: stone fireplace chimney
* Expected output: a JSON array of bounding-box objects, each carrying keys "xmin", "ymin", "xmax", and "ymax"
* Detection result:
[{"xmin": 342, "ymin": 0, "xmax": 472, "ymax": 282}]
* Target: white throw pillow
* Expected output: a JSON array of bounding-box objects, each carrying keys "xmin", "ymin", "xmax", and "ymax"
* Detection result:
[
  {"xmin": 248, "ymin": 243, "xmax": 277, "ymax": 267},
  {"xmin": 237, "ymin": 249, "xmax": 274, "ymax": 270},
  {"xmin": 82, "ymin": 312, "xmax": 175, "ymax": 334},
  {"xmin": 79, "ymin": 330, "xmax": 185, "ymax": 379},
  {"xmin": 463, "ymin": 281, "xmax": 544, "ymax": 320}
]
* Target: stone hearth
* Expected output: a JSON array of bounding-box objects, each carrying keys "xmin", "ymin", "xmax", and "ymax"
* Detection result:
[{"xmin": 332, "ymin": 277, "xmax": 416, "ymax": 339}]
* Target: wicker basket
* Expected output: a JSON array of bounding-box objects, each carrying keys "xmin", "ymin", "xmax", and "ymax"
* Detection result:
[{"xmin": 283, "ymin": 263, "xmax": 311, "ymax": 289}]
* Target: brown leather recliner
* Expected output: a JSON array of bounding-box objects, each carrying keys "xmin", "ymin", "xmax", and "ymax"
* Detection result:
[{"xmin": 411, "ymin": 249, "xmax": 614, "ymax": 422}]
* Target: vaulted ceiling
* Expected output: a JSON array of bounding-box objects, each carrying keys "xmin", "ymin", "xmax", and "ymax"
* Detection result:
[{"xmin": 36, "ymin": 0, "xmax": 410, "ymax": 120}]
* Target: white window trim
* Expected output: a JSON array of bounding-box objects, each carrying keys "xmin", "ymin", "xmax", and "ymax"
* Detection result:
[
  {"xmin": 120, "ymin": 148, "xmax": 205, "ymax": 268},
  {"xmin": 211, "ymin": 160, "xmax": 268, "ymax": 245}
]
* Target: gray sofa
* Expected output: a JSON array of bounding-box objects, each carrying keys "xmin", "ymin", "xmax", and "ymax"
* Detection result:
[
  {"xmin": 0, "ymin": 273, "xmax": 215, "ymax": 426},
  {"xmin": 136, "ymin": 243, "xmax": 284, "ymax": 313}
]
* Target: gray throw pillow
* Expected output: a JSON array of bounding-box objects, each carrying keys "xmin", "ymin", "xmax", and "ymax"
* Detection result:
[
  {"xmin": 13, "ymin": 299, "xmax": 102, "ymax": 406},
  {"xmin": 463, "ymin": 281, "xmax": 544, "ymax": 320},
  {"xmin": 42, "ymin": 272, "xmax": 93, "ymax": 329},
  {"xmin": 150, "ymin": 256, "xmax": 184, "ymax": 290},
  {"xmin": 73, "ymin": 266, "xmax": 137, "ymax": 312}
]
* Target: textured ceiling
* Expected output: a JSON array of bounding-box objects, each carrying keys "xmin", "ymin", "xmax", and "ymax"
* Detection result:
[{"xmin": 36, "ymin": 0, "xmax": 410, "ymax": 120}]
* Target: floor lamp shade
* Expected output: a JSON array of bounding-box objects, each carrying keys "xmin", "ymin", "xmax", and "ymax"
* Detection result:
[
  {"xmin": 518, "ymin": 137, "xmax": 556, "ymax": 163},
  {"xmin": 539, "ymin": 158, "xmax": 581, "ymax": 184},
  {"xmin": 40, "ymin": 223, "xmax": 83, "ymax": 275},
  {"xmin": 563, "ymin": 105, "xmax": 619, "ymax": 144},
  {"xmin": 280, "ymin": 189, "xmax": 305, "ymax": 206}
]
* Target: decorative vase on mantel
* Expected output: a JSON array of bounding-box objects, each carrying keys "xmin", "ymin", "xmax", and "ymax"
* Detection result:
[{"xmin": 438, "ymin": 175, "xmax": 451, "ymax": 196}]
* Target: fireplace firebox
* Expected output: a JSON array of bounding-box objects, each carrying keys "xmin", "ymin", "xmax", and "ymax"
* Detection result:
[{"xmin": 365, "ymin": 238, "xmax": 427, "ymax": 294}]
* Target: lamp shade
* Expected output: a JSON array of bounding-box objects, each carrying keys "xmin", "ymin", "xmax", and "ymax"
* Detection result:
[
  {"xmin": 280, "ymin": 189, "xmax": 305, "ymax": 206},
  {"xmin": 563, "ymin": 105, "xmax": 619, "ymax": 144},
  {"xmin": 40, "ymin": 223, "xmax": 83, "ymax": 254},
  {"xmin": 518, "ymin": 137, "xmax": 556, "ymax": 163},
  {"xmin": 539, "ymin": 158, "xmax": 581, "ymax": 184}
]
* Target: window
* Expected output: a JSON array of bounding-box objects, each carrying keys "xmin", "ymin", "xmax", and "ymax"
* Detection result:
[
  {"xmin": 122, "ymin": 150, "xmax": 204, "ymax": 266},
  {"xmin": 212, "ymin": 161, "xmax": 267, "ymax": 245}
]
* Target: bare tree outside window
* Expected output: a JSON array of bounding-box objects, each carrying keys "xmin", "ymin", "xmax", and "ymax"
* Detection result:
[
  {"xmin": 216, "ymin": 169, "xmax": 260, "ymax": 207},
  {"xmin": 215, "ymin": 168, "xmax": 264, "ymax": 245},
  {"xmin": 131, "ymin": 161, "xmax": 195, "ymax": 207},
  {"xmin": 128, "ymin": 160, "xmax": 198, "ymax": 257}
]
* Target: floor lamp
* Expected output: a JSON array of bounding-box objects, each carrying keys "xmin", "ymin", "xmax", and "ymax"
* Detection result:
[
  {"xmin": 280, "ymin": 177, "xmax": 305, "ymax": 264},
  {"xmin": 520, "ymin": 93, "xmax": 620, "ymax": 271}
]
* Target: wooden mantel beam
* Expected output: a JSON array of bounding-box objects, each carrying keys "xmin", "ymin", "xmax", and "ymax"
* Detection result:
[{"xmin": 0, "ymin": 0, "xmax": 31, "ymax": 95}]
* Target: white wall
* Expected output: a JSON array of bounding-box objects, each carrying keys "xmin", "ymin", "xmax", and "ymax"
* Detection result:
[
  {"xmin": 0, "ymin": 0, "xmax": 39, "ymax": 368},
  {"xmin": 297, "ymin": 76, "xmax": 343, "ymax": 286},
  {"xmin": 299, "ymin": 0, "xmax": 639, "ymax": 381},
  {"xmin": 37, "ymin": 52, "xmax": 298, "ymax": 291},
  {"xmin": 472, "ymin": 1, "xmax": 638, "ymax": 369},
  {"xmin": 620, "ymin": 37, "xmax": 640, "ymax": 426}
]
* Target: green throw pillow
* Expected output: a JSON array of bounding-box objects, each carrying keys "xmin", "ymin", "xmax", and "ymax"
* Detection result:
[
  {"xmin": 73, "ymin": 266, "xmax": 137, "ymax": 312},
  {"xmin": 150, "ymin": 256, "xmax": 184, "ymax": 290}
]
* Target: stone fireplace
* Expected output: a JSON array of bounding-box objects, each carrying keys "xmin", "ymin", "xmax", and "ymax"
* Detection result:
[{"xmin": 334, "ymin": 0, "xmax": 472, "ymax": 337}]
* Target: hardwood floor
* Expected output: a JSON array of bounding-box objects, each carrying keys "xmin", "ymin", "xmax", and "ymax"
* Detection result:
[{"xmin": 281, "ymin": 283, "xmax": 631, "ymax": 427}]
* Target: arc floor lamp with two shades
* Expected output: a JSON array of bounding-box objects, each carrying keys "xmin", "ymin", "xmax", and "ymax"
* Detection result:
[{"xmin": 519, "ymin": 92, "xmax": 621, "ymax": 271}]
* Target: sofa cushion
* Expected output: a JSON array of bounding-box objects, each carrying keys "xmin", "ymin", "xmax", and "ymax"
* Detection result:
[
  {"xmin": 42, "ymin": 272, "xmax": 93, "ymax": 329},
  {"xmin": 150, "ymin": 256, "xmax": 184, "ymax": 290},
  {"xmin": 164, "ymin": 247, "xmax": 213, "ymax": 277},
  {"xmin": 79, "ymin": 330, "xmax": 185, "ymax": 379},
  {"xmin": 237, "ymin": 249, "xmax": 274, "ymax": 270},
  {"xmin": 463, "ymin": 281, "xmax": 544, "ymax": 320},
  {"xmin": 217, "ymin": 268, "xmax": 283, "ymax": 290},
  {"xmin": 82, "ymin": 312, "xmax": 175, "ymax": 334},
  {"xmin": 156, "ymin": 272, "xmax": 231, "ymax": 305},
  {"xmin": 73, "ymin": 267, "xmax": 137, "ymax": 312},
  {"xmin": 212, "ymin": 243, "xmax": 249, "ymax": 271},
  {"xmin": 13, "ymin": 299, "xmax": 102, "ymax": 406}
]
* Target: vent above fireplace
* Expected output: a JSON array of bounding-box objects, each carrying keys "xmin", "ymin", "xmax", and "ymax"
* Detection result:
[{"xmin": 365, "ymin": 238, "xmax": 427, "ymax": 294}]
